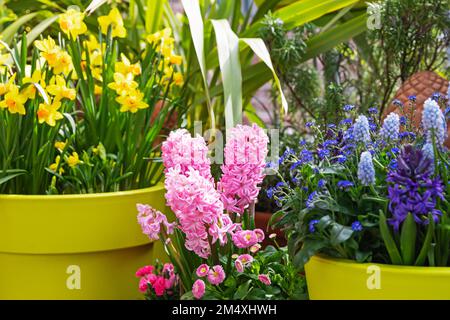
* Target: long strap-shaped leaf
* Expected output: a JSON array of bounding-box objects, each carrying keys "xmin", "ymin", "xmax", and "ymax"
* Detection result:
[
  {"xmin": 181, "ymin": 0, "xmax": 216, "ymax": 131},
  {"xmin": 145, "ymin": 0, "xmax": 167, "ymax": 33},
  {"xmin": 243, "ymin": 0, "xmax": 360, "ymax": 36},
  {"xmin": 211, "ymin": 19, "xmax": 242, "ymax": 129},
  {"xmin": 240, "ymin": 38, "xmax": 288, "ymax": 114}
]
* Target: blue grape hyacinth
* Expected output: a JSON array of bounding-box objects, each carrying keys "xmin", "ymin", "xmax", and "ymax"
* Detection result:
[
  {"xmin": 357, "ymin": 151, "xmax": 375, "ymax": 186},
  {"xmin": 353, "ymin": 115, "xmax": 371, "ymax": 143},
  {"xmin": 422, "ymin": 142, "xmax": 435, "ymax": 173},
  {"xmin": 422, "ymin": 98, "xmax": 446, "ymax": 147},
  {"xmin": 380, "ymin": 112, "xmax": 400, "ymax": 141}
]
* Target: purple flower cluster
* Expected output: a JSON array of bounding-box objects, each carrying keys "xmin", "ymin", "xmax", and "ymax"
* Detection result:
[{"xmin": 387, "ymin": 145, "xmax": 444, "ymax": 231}]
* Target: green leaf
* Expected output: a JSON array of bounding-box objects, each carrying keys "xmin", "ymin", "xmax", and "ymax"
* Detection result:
[
  {"xmin": 1, "ymin": 12, "xmax": 38, "ymax": 45},
  {"xmin": 211, "ymin": 19, "xmax": 242, "ymax": 129},
  {"xmin": 329, "ymin": 224, "xmax": 353, "ymax": 246},
  {"xmin": 243, "ymin": 0, "xmax": 361, "ymax": 36},
  {"xmin": 302, "ymin": 12, "xmax": 367, "ymax": 61},
  {"xmin": 293, "ymin": 239, "xmax": 327, "ymax": 269},
  {"xmin": 379, "ymin": 211, "xmax": 403, "ymax": 265},
  {"xmin": 240, "ymin": 38, "xmax": 288, "ymax": 114},
  {"xmin": 0, "ymin": 170, "xmax": 27, "ymax": 185},
  {"xmin": 181, "ymin": 0, "xmax": 215, "ymax": 130},
  {"xmin": 145, "ymin": 0, "xmax": 167, "ymax": 33},
  {"xmin": 233, "ymin": 280, "xmax": 251, "ymax": 300},
  {"xmin": 415, "ymin": 214, "xmax": 435, "ymax": 266},
  {"xmin": 19, "ymin": 15, "xmax": 59, "ymax": 48},
  {"xmin": 400, "ymin": 213, "xmax": 417, "ymax": 265}
]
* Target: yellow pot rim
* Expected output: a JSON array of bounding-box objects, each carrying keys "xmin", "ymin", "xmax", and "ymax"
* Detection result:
[
  {"xmin": 0, "ymin": 182, "xmax": 165, "ymax": 200},
  {"xmin": 314, "ymin": 254, "xmax": 450, "ymax": 274}
]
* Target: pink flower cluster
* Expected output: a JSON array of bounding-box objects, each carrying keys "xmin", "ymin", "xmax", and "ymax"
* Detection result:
[
  {"xmin": 136, "ymin": 263, "xmax": 178, "ymax": 297},
  {"xmin": 232, "ymin": 228, "xmax": 265, "ymax": 248},
  {"xmin": 165, "ymin": 165, "xmax": 223, "ymax": 258},
  {"xmin": 218, "ymin": 124, "xmax": 269, "ymax": 214},
  {"xmin": 161, "ymin": 129, "xmax": 211, "ymax": 179},
  {"xmin": 194, "ymin": 264, "xmax": 226, "ymax": 294},
  {"xmin": 137, "ymin": 204, "xmax": 175, "ymax": 240}
]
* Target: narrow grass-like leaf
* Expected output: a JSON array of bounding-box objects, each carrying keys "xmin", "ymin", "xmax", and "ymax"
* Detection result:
[
  {"xmin": 145, "ymin": 0, "xmax": 167, "ymax": 33},
  {"xmin": 415, "ymin": 215, "xmax": 435, "ymax": 266},
  {"xmin": 379, "ymin": 211, "xmax": 403, "ymax": 265},
  {"xmin": 400, "ymin": 213, "xmax": 417, "ymax": 265}
]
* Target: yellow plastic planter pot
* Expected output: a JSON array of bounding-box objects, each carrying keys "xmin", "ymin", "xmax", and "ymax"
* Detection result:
[
  {"xmin": 0, "ymin": 183, "xmax": 169, "ymax": 300},
  {"xmin": 305, "ymin": 255, "xmax": 450, "ymax": 300}
]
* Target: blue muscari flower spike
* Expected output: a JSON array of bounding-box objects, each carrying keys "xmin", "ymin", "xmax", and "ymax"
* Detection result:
[
  {"xmin": 353, "ymin": 115, "xmax": 371, "ymax": 143},
  {"xmin": 380, "ymin": 112, "xmax": 400, "ymax": 141},
  {"xmin": 393, "ymin": 99, "xmax": 403, "ymax": 106},
  {"xmin": 357, "ymin": 151, "xmax": 376, "ymax": 186},
  {"xmin": 309, "ymin": 219, "xmax": 319, "ymax": 233},
  {"xmin": 351, "ymin": 221, "xmax": 363, "ymax": 232},
  {"xmin": 306, "ymin": 121, "xmax": 315, "ymax": 128},
  {"xmin": 422, "ymin": 143, "xmax": 435, "ymax": 173},
  {"xmin": 422, "ymin": 98, "xmax": 446, "ymax": 147}
]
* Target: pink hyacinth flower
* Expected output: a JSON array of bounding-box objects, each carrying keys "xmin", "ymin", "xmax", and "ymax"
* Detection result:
[
  {"xmin": 207, "ymin": 265, "xmax": 226, "ymax": 285},
  {"xmin": 137, "ymin": 204, "xmax": 173, "ymax": 240},
  {"xmin": 161, "ymin": 129, "xmax": 211, "ymax": 179},
  {"xmin": 218, "ymin": 124, "xmax": 269, "ymax": 214},
  {"xmin": 165, "ymin": 166, "xmax": 223, "ymax": 258},
  {"xmin": 192, "ymin": 279, "xmax": 206, "ymax": 299}
]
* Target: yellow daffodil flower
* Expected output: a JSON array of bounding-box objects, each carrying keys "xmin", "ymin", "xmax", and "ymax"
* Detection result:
[
  {"xmin": 168, "ymin": 54, "xmax": 182, "ymax": 65},
  {"xmin": 37, "ymin": 99, "xmax": 63, "ymax": 127},
  {"xmin": 47, "ymin": 75, "xmax": 76, "ymax": 101},
  {"xmin": 54, "ymin": 140, "xmax": 67, "ymax": 151},
  {"xmin": 146, "ymin": 28, "xmax": 172, "ymax": 45},
  {"xmin": 108, "ymin": 72, "xmax": 138, "ymax": 96},
  {"xmin": 0, "ymin": 85, "xmax": 27, "ymax": 115},
  {"xmin": 35, "ymin": 37, "xmax": 59, "ymax": 66},
  {"xmin": 115, "ymin": 54, "xmax": 141, "ymax": 76},
  {"xmin": 22, "ymin": 69, "xmax": 45, "ymax": 100},
  {"xmin": 0, "ymin": 74, "xmax": 16, "ymax": 96},
  {"xmin": 116, "ymin": 89, "xmax": 148, "ymax": 113},
  {"xmin": 49, "ymin": 155, "xmax": 64, "ymax": 174},
  {"xmin": 67, "ymin": 152, "xmax": 81, "ymax": 168},
  {"xmin": 94, "ymin": 85, "xmax": 102, "ymax": 95},
  {"xmin": 53, "ymin": 50, "xmax": 73, "ymax": 75},
  {"xmin": 173, "ymin": 72, "xmax": 184, "ymax": 87},
  {"xmin": 59, "ymin": 8, "xmax": 87, "ymax": 39},
  {"xmin": 98, "ymin": 8, "xmax": 126, "ymax": 38}
]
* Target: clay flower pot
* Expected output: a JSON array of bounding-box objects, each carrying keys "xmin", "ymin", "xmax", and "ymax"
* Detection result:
[{"xmin": 383, "ymin": 70, "xmax": 449, "ymax": 146}]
